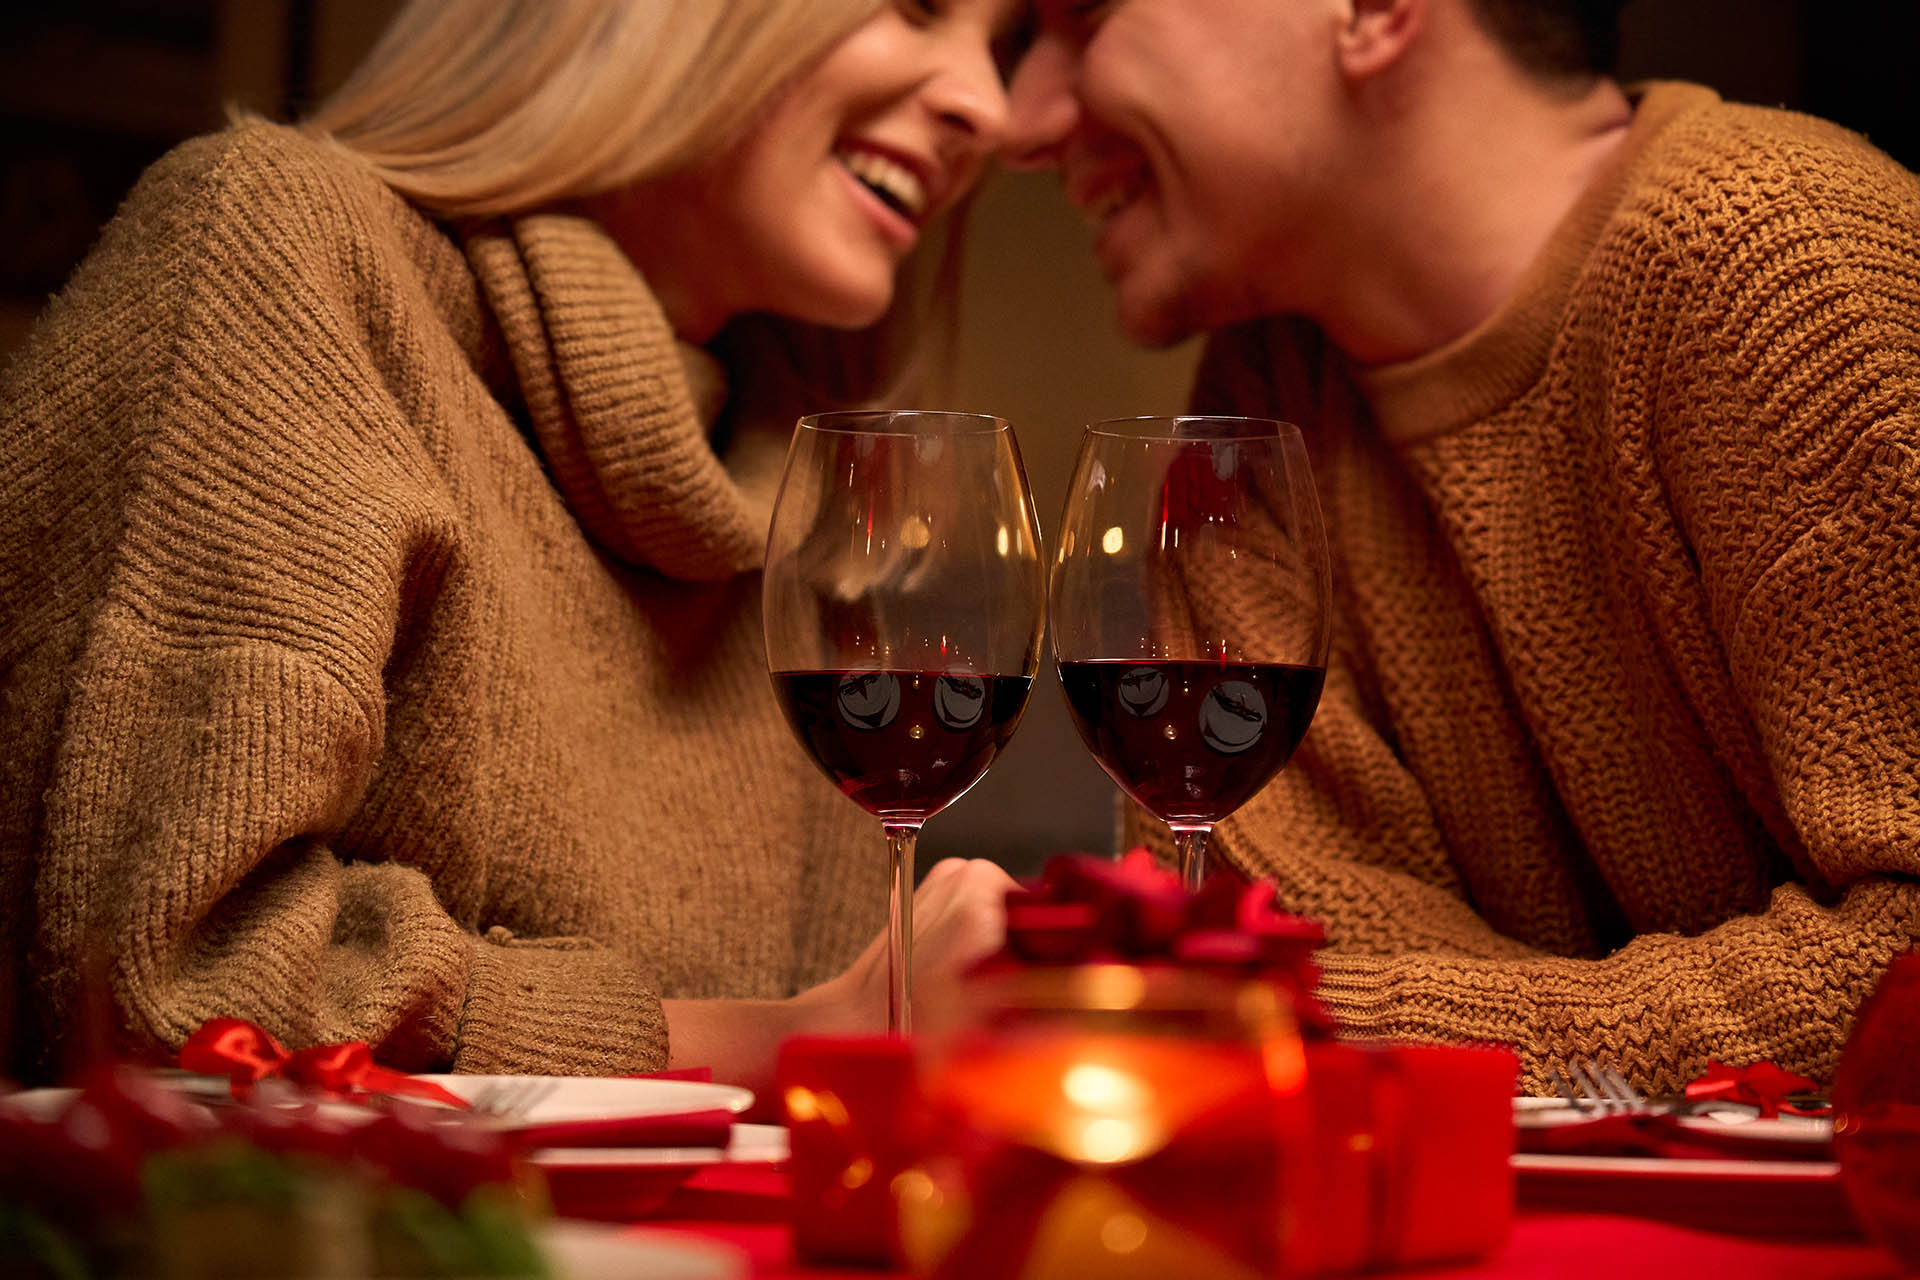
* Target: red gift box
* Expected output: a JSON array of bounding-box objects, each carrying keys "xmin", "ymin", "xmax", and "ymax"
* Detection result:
[
  {"xmin": 782, "ymin": 854, "xmax": 1515, "ymax": 1275},
  {"xmin": 1832, "ymin": 949, "xmax": 1920, "ymax": 1269},
  {"xmin": 783, "ymin": 987, "xmax": 1516, "ymax": 1276},
  {"xmin": 1293, "ymin": 1041, "xmax": 1515, "ymax": 1274},
  {"xmin": 778, "ymin": 1035, "xmax": 920, "ymax": 1264}
]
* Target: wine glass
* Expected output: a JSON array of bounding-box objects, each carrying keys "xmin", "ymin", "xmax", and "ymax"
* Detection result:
[
  {"xmin": 764, "ymin": 410, "xmax": 1046, "ymax": 1035},
  {"xmin": 1049, "ymin": 416, "xmax": 1330, "ymax": 891}
]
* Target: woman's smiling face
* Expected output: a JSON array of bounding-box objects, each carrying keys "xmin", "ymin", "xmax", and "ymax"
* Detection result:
[{"xmin": 611, "ymin": 0, "xmax": 1022, "ymax": 342}]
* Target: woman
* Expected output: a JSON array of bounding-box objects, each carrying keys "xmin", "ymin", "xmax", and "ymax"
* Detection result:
[{"xmin": 0, "ymin": 0, "xmax": 1025, "ymax": 1093}]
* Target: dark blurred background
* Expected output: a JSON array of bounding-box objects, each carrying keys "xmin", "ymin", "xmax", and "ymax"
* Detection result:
[{"xmin": 1, "ymin": 0, "xmax": 1911, "ymax": 875}]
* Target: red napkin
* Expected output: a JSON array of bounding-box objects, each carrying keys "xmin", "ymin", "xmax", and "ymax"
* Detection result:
[{"xmin": 504, "ymin": 1106, "xmax": 736, "ymax": 1152}]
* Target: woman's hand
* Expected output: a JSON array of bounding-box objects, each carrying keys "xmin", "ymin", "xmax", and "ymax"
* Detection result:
[
  {"xmin": 660, "ymin": 857, "xmax": 1017, "ymax": 1100},
  {"xmin": 799, "ymin": 856, "xmax": 1018, "ymax": 1037}
]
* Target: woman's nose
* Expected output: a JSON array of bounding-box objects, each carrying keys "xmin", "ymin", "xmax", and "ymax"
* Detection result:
[
  {"xmin": 999, "ymin": 35, "xmax": 1078, "ymax": 170},
  {"xmin": 924, "ymin": 37, "xmax": 1012, "ymax": 149}
]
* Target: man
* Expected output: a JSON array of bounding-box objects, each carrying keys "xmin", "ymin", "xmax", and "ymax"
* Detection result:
[{"xmin": 1003, "ymin": 0, "xmax": 1920, "ymax": 1091}]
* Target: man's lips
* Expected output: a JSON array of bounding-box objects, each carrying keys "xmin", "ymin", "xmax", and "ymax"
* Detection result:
[{"xmin": 1069, "ymin": 162, "xmax": 1150, "ymax": 232}]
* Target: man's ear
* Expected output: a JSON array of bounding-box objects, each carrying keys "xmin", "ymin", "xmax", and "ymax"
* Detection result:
[{"xmin": 1336, "ymin": 0, "xmax": 1426, "ymax": 80}]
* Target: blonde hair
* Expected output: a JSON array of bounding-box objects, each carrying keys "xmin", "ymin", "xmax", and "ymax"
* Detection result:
[
  {"xmin": 303, "ymin": 0, "xmax": 959, "ymax": 405},
  {"xmin": 305, "ymin": 0, "xmax": 883, "ymax": 214}
]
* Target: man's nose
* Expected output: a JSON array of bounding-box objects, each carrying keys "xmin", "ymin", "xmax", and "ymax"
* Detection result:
[{"xmin": 999, "ymin": 35, "xmax": 1079, "ymax": 170}]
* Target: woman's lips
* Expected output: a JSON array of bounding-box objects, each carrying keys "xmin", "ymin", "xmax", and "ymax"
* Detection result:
[{"xmin": 835, "ymin": 146, "xmax": 929, "ymax": 221}]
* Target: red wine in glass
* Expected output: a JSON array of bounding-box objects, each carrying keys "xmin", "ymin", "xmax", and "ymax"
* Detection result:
[
  {"xmin": 1057, "ymin": 659, "xmax": 1323, "ymax": 826},
  {"xmin": 764, "ymin": 411, "xmax": 1045, "ymax": 1035},
  {"xmin": 773, "ymin": 669, "xmax": 1034, "ymax": 819},
  {"xmin": 1049, "ymin": 416, "xmax": 1330, "ymax": 890}
]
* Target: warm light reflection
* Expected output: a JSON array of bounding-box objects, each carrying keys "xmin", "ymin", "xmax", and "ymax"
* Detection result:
[
  {"xmin": 1062, "ymin": 1062, "xmax": 1148, "ymax": 1112},
  {"xmin": 785, "ymin": 1085, "xmax": 852, "ymax": 1128},
  {"xmin": 1101, "ymin": 1211, "xmax": 1149, "ymax": 1254},
  {"xmin": 902, "ymin": 516, "xmax": 932, "ymax": 550},
  {"xmin": 1078, "ymin": 1116, "xmax": 1148, "ymax": 1164},
  {"xmin": 996, "ymin": 525, "xmax": 1010, "ymax": 557},
  {"xmin": 1101, "ymin": 526, "xmax": 1125, "ymax": 555}
]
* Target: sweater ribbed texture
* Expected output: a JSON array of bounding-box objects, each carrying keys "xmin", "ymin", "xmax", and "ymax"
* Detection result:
[
  {"xmin": 0, "ymin": 120, "xmax": 879, "ymax": 1081},
  {"xmin": 1167, "ymin": 83, "xmax": 1920, "ymax": 1093}
]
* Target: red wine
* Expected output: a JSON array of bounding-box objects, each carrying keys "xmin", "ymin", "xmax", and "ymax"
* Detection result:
[
  {"xmin": 773, "ymin": 669, "xmax": 1034, "ymax": 820},
  {"xmin": 1058, "ymin": 659, "xmax": 1324, "ymax": 825}
]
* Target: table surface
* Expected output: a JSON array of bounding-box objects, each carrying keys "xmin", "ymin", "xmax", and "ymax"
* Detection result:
[{"xmin": 633, "ymin": 1165, "xmax": 1910, "ymax": 1280}]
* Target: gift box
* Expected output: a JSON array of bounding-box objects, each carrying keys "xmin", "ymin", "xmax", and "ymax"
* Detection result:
[
  {"xmin": 782, "ymin": 853, "xmax": 1516, "ymax": 1276},
  {"xmin": 1293, "ymin": 1041, "xmax": 1515, "ymax": 1274},
  {"xmin": 778, "ymin": 1034, "xmax": 920, "ymax": 1264},
  {"xmin": 1832, "ymin": 949, "xmax": 1920, "ymax": 1269}
]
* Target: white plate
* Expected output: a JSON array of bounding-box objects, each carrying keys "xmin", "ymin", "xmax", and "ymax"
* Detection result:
[
  {"xmin": 1510, "ymin": 1099, "xmax": 1852, "ymax": 1238},
  {"xmin": 1512, "ymin": 1152, "xmax": 1840, "ymax": 1179},
  {"xmin": 1512, "ymin": 1095, "xmax": 1833, "ymax": 1145},
  {"xmin": 418, "ymin": 1075, "xmax": 754, "ymax": 1127},
  {"xmin": 2, "ymin": 1076, "xmax": 768, "ymax": 1224},
  {"xmin": 4, "ymin": 1075, "xmax": 753, "ymax": 1129},
  {"xmin": 529, "ymin": 1121, "xmax": 787, "ymax": 1171},
  {"xmin": 542, "ymin": 1221, "xmax": 745, "ymax": 1280}
]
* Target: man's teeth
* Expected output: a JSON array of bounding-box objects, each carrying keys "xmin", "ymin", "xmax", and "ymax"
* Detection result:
[
  {"xmin": 838, "ymin": 150, "xmax": 926, "ymax": 220},
  {"xmin": 1087, "ymin": 177, "xmax": 1143, "ymax": 225}
]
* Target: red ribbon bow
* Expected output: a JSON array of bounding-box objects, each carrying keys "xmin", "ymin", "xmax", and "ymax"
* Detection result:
[
  {"xmin": 178, "ymin": 1018, "xmax": 468, "ymax": 1110},
  {"xmin": 987, "ymin": 849, "xmax": 1336, "ymax": 1037},
  {"xmin": 1683, "ymin": 1059, "xmax": 1822, "ymax": 1119}
]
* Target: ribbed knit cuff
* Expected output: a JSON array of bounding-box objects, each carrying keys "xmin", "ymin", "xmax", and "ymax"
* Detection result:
[
  {"xmin": 454, "ymin": 932, "xmax": 666, "ymax": 1075},
  {"xmin": 1314, "ymin": 952, "xmax": 1402, "ymax": 1040}
]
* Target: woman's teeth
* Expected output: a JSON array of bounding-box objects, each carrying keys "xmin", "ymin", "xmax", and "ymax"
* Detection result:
[{"xmin": 838, "ymin": 149, "xmax": 926, "ymax": 221}]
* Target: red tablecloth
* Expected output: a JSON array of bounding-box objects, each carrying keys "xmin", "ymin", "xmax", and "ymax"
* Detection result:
[{"xmin": 632, "ymin": 1165, "xmax": 1909, "ymax": 1280}]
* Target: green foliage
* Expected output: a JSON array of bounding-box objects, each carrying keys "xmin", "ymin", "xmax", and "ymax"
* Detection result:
[{"xmin": 0, "ymin": 1202, "xmax": 94, "ymax": 1280}]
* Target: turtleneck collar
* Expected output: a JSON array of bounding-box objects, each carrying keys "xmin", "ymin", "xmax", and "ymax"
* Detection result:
[{"xmin": 462, "ymin": 213, "xmax": 776, "ymax": 581}]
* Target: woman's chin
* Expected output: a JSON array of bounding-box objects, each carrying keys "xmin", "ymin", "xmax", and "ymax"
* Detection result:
[{"xmin": 801, "ymin": 288, "xmax": 895, "ymax": 332}]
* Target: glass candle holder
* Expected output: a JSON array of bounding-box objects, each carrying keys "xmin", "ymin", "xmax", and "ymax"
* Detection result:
[{"xmin": 895, "ymin": 965, "xmax": 1307, "ymax": 1280}]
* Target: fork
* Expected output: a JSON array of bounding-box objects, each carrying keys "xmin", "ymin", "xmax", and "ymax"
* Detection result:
[
  {"xmin": 463, "ymin": 1076, "xmax": 558, "ymax": 1122},
  {"xmin": 1547, "ymin": 1059, "xmax": 1648, "ymax": 1114}
]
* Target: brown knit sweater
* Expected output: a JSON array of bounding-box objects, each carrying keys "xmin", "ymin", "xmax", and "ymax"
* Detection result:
[
  {"xmin": 1173, "ymin": 83, "xmax": 1920, "ymax": 1093},
  {"xmin": 0, "ymin": 121, "xmax": 878, "ymax": 1082}
]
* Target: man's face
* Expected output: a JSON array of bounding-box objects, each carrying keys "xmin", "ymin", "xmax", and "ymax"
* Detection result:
[{"xmin": 1004, "ymin": 0, "xmax": 1346, "ymax": 347}]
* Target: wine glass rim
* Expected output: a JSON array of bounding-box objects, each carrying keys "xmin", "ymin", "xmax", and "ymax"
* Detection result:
[
  {"xmin": 797, "ymin": 409, "xmax": 1011, "ymax": 437},
  {"xmin": 1083, "ymin": 414, "xmax": 1300, "ymax": 441}
]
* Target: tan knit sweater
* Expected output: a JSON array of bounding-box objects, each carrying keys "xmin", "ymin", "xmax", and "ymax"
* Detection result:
[
  {"xmin": 0, "ymin": 121, "xmax": 878, "ymax": 1082},
  {"xmin": 1172, "ymin": 83, "xmax": 1920, "ymax": 1093}
]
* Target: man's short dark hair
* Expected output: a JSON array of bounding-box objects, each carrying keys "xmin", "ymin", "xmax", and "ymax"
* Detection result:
[{"xmin": 1465, "ymin": 0, "xmax": 1629, "ymax": 78}]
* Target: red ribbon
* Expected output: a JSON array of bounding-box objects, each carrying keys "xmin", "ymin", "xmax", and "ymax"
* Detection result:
[
  {"xmin": 1683, "ymin": 1059, "xmax": 1822, "ymax": 1119},
  {"xmin": 178, "ymin": 1018, "xmax": 468, "ymax": 1110},
  {"xmin": 985, "ymin": 849, "xmax": 1336, "ymax": 1036}
]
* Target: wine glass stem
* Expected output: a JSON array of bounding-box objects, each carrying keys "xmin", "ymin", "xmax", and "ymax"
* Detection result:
[
  {"xmin": 883, "ymin": 821, "xmax": 921, "ymax": 1037},
  {"xmin": 1170, "ymin": 824, "xmax": 1212, "ymax": 893}
]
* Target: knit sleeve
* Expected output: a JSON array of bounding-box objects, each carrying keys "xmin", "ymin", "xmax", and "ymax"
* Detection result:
[
  {"xmin": 23, "ymin": 630, "xmax": 666, "ymax": 1076},
  {"xmin": 1653, "ymin": 120, "xmax": 1920, "ymax": 898},
  {"xmin": 0, "ymin": 126, "xmax": 666, "ymax": 1079}
]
